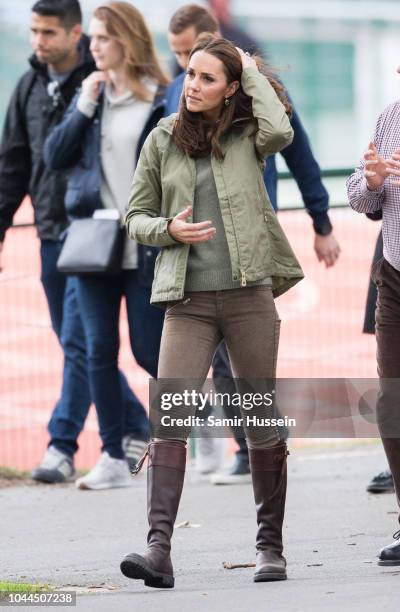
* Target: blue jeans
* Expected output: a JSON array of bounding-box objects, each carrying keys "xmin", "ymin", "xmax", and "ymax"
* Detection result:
[
  {"xmin": 76, "ymin": 270, "xmax": 164, "ymax": 459},
  {"xmin": 40, "ymin": 240, "xmax": 149, "ymax": 457}
]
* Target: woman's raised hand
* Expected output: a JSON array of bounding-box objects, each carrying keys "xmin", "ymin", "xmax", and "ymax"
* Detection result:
[
  {"xmin": 81, "ymin": 71, "xmax": 107, "ymax": 103},
  {"xmin": 168, "ymin": 206, "xmax": 216, "ymax": 244},
  {"xmin": 235, "ymin": 47, "xmax": 257, "ymax": 70}
]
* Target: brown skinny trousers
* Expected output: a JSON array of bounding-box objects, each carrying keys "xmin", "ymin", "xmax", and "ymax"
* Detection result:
[{"xmin": 155, "ymin": 286, "xmax": 282, "ymax": 448}]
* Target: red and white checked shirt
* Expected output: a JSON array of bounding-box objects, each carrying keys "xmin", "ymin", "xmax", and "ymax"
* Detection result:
[{"xmin": 347, "ymin": 101, "xmax": 400, "ymax": 272}]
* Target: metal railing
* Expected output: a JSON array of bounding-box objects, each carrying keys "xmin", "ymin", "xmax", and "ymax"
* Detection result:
[{"xmin": 7, "ymin": 167, "xmax": 354, "ymax": 231}]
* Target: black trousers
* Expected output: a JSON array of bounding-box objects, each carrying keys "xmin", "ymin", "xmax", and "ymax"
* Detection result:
[
  {"xmin": 363, "ymin": 230, "xmax": 383, "ymax": 334},
  {"xmin": 373, "ymin": 257, "xmax": 400, "ymax": 512}
]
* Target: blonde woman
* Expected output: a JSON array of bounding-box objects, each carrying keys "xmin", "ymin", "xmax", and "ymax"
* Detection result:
[{"xmin": 44, "ymin": 2, "xmax": 169, "ymax": 489}]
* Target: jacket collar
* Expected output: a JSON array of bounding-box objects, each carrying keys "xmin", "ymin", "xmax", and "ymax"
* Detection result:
[{"xmin": 157, "ymin": 113, "xmax": 178, "ymax": 135}]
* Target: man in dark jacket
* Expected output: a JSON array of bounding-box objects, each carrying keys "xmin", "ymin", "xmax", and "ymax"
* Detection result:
[
  {"xmin": 166, "ymin": 4, "xmax": 341, "ymax": 483},
  {"xmin": 0, "ymin": 0, "xmax": 149, "ymax": 485}
]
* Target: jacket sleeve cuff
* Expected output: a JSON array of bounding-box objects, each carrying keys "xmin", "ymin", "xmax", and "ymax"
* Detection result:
[
  {"xmin": 77, "ymin": 93, "xmax": 98, "ymax": 118},
  {"xmin": 158, "ymin": 218, "xmax": 182, "ymax": 246},
  {"xmin": 312, "ymin": 213, "xmax": 333, "ymax": 236},
  {"xmin": 240, "ymin": 68, "xmax": 277, "ymax": 103},
  {"xmin": 241, "ymin": 67, "xmax": 264, "ymax": 85},
  {"xmin": 128, "ymin": 216, "xmax": 182, "ymax": 247}
]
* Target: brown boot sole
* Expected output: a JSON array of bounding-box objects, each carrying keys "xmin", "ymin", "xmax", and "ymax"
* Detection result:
[{"xmin": 120, "ymin": 553, "xmax": 174, "ymax": 588}]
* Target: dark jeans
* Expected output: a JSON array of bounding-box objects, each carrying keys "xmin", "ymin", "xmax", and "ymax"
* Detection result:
[
  {"xmin": 76, "ymin": 270, "xmax": 164, "ymax": 459},
  {"xmin": 373, "ymin": 256, "xmax": 400, "ymax": 511},
  {"xmin": 40, "ymin": 240, "xmax": 150, "ymax": 457}
]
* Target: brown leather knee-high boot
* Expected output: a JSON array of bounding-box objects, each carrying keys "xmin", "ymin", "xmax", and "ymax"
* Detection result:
[
  {"xmin": 249, "ymin": 442, "xmax": 289, "ymax": 582},
  {"xmin": 120, "ymin": 440, "xmax": 186, "ymax": 588}
]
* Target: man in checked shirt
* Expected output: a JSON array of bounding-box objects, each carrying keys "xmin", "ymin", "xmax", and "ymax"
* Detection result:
[{"xmin": 347, "ymin": 88, "xmax": 400, "ymax": 566}]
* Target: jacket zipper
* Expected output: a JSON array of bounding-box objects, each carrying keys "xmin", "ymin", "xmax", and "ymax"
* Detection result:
[
  {"xmin": 177, "ymin": 159, "xmax": 196, "ymax": 298},
  {"xmin": 215, "ymin": 158, "xmax": 247, "ymax": 287}
]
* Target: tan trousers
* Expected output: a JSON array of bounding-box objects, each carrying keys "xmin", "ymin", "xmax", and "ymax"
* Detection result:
[{"xmin": 155, "ymin": 287, "xmax": 282, "ymax": 448}]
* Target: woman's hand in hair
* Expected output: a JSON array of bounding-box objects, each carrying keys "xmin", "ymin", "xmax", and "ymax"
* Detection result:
[
  {"xmin": 236, "ymin": 47, "xmax": 258, "ymax": 71},
  {"xmin": 168, "ymin": 206, "xmax": 216, "ymax": 244},
  {"xmin": 81, "ymin": 71, "xmax": 107, "ymax": 103}
]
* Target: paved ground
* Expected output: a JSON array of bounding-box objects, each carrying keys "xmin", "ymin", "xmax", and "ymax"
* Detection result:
[{"xmin": 1, "ymin": 441, "xmax": 399, "ymax": 612}]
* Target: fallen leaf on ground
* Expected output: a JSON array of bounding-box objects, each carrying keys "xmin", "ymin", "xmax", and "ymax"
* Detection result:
[{"xmin": 175, "ymin": 520, "xmax": 201, "ymax": 528}]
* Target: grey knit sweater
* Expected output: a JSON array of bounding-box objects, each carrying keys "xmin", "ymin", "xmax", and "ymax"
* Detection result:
[{"xmin": 185, "ymin": 156, "xmax": 271, "ymax": 291}]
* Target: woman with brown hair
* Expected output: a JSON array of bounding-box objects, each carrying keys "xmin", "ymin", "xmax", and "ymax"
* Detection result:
[
  {"xmin": 122, "ymin": 35, "xmax": 303, "ymax": 587},
  {"xmin": 44, "ymin": 2, "xmax": 168, "ymax": 489}
]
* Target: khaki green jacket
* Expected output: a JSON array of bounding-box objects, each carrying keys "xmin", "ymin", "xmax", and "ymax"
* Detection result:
[{"xmin": 125, "ymin": 67, "xmax": 304, "ymax": 305}]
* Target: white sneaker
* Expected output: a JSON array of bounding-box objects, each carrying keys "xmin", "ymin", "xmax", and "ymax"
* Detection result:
[
  {"xmin": 122, "ymin": 436, "xmax": 148, "ymax": 473},
  {"xmin": 75, "ymin": 452, "xmax": 133, "ymax": 490},
  {"xmin": 210, "ymin": 454, "xmax": 252, "ymax": 485},
  {"xmin": 31, "ymin": 446, "xmax": 75, "ymax": 483},
  {"xmin": 195, "ymin": 436, "xmax": 224, "ymax": 475}
]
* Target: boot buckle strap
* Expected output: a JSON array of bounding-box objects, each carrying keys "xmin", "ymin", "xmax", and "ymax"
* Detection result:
[
  {"xmin": 275, "ymin": 450, "xmax": 290, "ymax": 461},
  {"xmin": 130, "ymin": 447, "xmax": 149, "ymax": 475}
]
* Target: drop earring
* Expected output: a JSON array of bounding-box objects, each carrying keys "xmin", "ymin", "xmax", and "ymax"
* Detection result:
[{"xmin": 224, "ymin": 97, "xmax": 230, "ymax": 107}]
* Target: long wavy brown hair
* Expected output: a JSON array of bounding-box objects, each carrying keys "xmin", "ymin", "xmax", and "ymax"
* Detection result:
[
  {"xmin": 93, "ymin": 2, "xmax": 169, "ymax": 101},
  {"xmin": 173, "ymin": 34, "xmax": 292, "ymax": 159}
]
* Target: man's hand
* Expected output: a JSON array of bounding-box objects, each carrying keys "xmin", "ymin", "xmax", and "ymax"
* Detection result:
[
  {"xmin": 168, "ymin": 206, "xmax": 216, "ymax": 244},
  {"xmin": 314, "ymin": 233, "xmax": 341, "ymax": 268},
  {"xmin": 384, "ymin": 149, "xmax": 400, "ymax": 186},
  {"xmin": 363, "ymin": 141, "xmax": 388, "ymax": 190}
]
